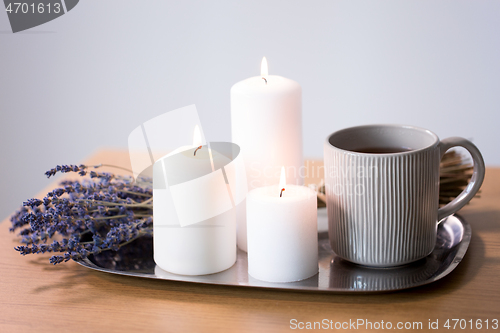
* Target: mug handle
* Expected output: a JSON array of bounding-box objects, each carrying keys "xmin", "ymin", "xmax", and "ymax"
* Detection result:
[{"xmin": 437, "ymin": 137, "xmax": 485, "ymax": 221}]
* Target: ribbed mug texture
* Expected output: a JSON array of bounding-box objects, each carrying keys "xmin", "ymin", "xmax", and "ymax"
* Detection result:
[{"xmin": 324, "ymin": 142, "xmax": 440, "ymax": 267}]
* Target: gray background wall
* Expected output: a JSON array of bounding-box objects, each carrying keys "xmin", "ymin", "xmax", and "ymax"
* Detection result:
[{"xmin": 1, "ymin": 0, "xmax": 499, "ymax": 220}]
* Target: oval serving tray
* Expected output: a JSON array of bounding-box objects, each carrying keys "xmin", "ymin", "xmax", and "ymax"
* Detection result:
[{"xmin": 76, "ymin": 212, "xmax": 471, "ymax": 293}]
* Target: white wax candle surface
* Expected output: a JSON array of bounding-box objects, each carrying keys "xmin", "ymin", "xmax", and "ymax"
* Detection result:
[
  {"xmin": 246, "ymin": 184, "xmax": 318, "ymax": 283},
  {"xmin": 231, "ymin": 58, "xmax": 303, "ymax": 252},
  {"xmin": 231, "ymin": 76, "xmax": 303, "ymax": 183}
]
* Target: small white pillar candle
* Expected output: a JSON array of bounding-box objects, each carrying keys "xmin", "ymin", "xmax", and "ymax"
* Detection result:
[
  {"xmin": 246, "ymin": 167, "xmax": 318, "ymax": 283},
  {"xmin": 231, "ymin": 57, "xmax": 303, "ymax": 252}
]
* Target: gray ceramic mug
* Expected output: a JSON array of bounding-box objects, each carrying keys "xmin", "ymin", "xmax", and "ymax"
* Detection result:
[{"xmin": 324, "ymin": 125, "xmax": 485, "ymax": 267}]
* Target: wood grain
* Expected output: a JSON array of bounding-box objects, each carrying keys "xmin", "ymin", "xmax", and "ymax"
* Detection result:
[{"xmin": 1, "ymin": 150, "xmax": 499, "ymax": 332}]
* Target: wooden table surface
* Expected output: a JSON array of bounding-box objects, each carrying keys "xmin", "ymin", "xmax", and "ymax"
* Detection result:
[{"xmin": 1, "ymin": 150, "xmax": 499, "ymax": 332}]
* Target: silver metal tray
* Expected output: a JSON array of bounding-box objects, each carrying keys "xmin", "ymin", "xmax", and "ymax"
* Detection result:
[{"xmin": 76, "ymin": 211, "xmax": 471, "ymax": 293}]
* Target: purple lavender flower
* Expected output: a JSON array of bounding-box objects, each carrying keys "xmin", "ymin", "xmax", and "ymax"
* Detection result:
[
  {"xmin": 45, "ymin": 164, "xmax": 87, "ymax": 178},
  {"xmin": 11, "ymin": 164, "xmax": 153, "ymax": 264}
]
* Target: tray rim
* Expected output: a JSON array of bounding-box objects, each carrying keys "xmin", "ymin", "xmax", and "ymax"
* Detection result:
[{"xmin": 75, "ymin": 214, "xmax": 471, "ymax": 294}]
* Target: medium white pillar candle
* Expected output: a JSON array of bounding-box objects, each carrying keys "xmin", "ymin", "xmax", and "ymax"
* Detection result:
[
  {"xmin": 153, "ymin": 131, "xmax": 247, "ymax": 275},
  {"xmin": 246, "ymin": 168, "xmax": 317, "ymax": 283},
  {"xmin": 231, "ymin": 57, "xmax": 303, "ymax": 252}
]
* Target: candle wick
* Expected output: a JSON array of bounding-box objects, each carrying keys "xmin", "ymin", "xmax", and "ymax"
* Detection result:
[
  {"xmin": 280, "ymin": 188, "xmax": 285, "ymax": 197},
  {"xmin": 262, "ymin": 77, "xmax": 267, "ymax": 84},
  {"xmin": 194, "ymin": 146, "xmax": 202, "ymax": 156}
]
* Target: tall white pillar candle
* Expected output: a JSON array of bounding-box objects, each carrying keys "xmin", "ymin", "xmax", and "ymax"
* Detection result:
[
  {"xmin": 246, "ymin": 168, "xmax": 317, "ymax": 283},
  {"xmin": 231, "ymin": 57, "xmax": 303, "ymax": 252}
]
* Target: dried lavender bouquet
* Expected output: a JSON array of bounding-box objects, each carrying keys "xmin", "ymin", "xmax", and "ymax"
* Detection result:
[{"xmin": 10, "ymin": 165, "xmax": 153, "ymax": 264}]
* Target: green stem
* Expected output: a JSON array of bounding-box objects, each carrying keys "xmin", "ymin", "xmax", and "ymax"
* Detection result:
[
  {"xmin": 117, "ymin": 190, "xmax": 152, "ymax": 197},
  {"xmin": 76, "ymin": 199, "xmax": 152, "ymax": 208},
  {"xmin": 93, "ymin": 215, "xmax": 128, "ymax": 220},
  {"xmin": 96, "ymin": 232, "xmax": 151, "ymax": 254},
  {"xmin": 141, "ymin": 197, "xmax": 153, "ymax": 205},
  {"xmin": 88, "ymin": 164, "xmax": 134, "ymax": 174}
]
